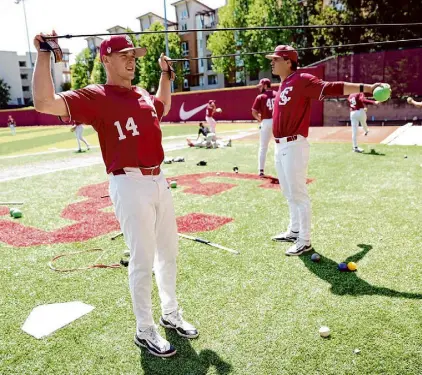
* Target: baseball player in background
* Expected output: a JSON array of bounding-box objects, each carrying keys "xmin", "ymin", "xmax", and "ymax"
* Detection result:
[
  {"xmin": 407, "ymin": 97, "xmax": 422, "ymax": 108},
  {"xmin": 252, "ymin": 78, "xmax": 276, "ymax": 177},
  {"xmin": 71, "ymin": 121, "xmax": 90, "ymax": 152},
  {"xmin": 7, "ymin": 115, "xmax": 16, "ymax": 135},
  {"xmin": 186, "ymin": 122, "xmax": 231, "ymax": 148},
  {"xmin": 205, "ymin": 99, "xmax": 217, "ymax": 133},
  {"xmin": 347, "ymin": 93, "xmax": 378, "ymax": 153},
  {"xmin": 32, "ymin": 32, "xmax": 198, "ymax": 358},
  {"xmin": 266, "ymin": 45, "xmax": 386, "ymax": 256}
]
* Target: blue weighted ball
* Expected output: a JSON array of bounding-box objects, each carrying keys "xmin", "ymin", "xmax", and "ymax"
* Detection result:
[{"xmin": 338, "ymin": 262, "xmax": 348, "ymax": 272}]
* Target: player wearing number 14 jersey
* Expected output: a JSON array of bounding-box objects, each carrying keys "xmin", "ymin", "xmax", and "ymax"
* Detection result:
[
  {"xmin": 251, "ymin": 78, "xmax": 276, "ymax": 177},
  {"xmin": 32, "ymin": 33, "xmax": 198, "ymax": 358}
]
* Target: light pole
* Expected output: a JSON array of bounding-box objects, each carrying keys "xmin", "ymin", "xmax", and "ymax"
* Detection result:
[
  {"xmin": 163, "ymin": 0, "xmax": 173, "ymax": 92},
  {"xmin": 15, "ymin": 0, "xmax": 34, "ymax": 69}
]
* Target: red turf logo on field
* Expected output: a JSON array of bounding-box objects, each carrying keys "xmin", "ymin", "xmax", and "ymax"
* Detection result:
[{"xmin": 0, "ymin": 172, "xmax": 313, "ymax": 247}]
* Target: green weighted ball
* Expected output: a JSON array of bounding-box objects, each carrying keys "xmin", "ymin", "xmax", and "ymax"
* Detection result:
[
  {"xmin": 10, "ymin": 207, "xmax": 18, "ymax": 217},
  {"xmin": 170, "ymin": 181, "xmax": 177, "ymax": 188},
  {"xmin": 373, "ymin": 84, "xmax": 391, "ymax": 102},
  {"xmin": 12, "ymin": 209, "xmax": 22, "ymax": 219}
]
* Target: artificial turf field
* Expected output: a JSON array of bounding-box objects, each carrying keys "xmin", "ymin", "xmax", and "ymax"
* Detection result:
[{"xmin": 1, "ymin": 124, "xmax": 422, "ymax": 375}]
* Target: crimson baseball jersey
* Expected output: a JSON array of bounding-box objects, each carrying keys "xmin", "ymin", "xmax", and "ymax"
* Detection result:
[
  {"xmin": 348, "ymin": 93, "xmax": 376, "ymax": 111},
  {"xmin": 206, "ymin": 103, "xmax": 215, "ymax": 118},
  {"xmin": 273, "ymin": 72, "xmax": 344, "ymax": 138},
  {"xmin": 252, "ymin": 90, "xmax": 277, "ymax": 120},
  {"xmin": 58, "ymin": 84, "xmax": 165, "ymax": 174}
]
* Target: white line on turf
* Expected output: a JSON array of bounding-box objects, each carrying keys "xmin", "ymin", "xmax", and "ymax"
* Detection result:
[{"xmin": 0, "ymin": 130, "xmax": 258, "ymax": 182}]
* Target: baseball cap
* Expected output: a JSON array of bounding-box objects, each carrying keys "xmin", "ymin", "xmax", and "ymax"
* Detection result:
[
  {"xmin": 257, "ymin": 78, "xmax": 271, "ymax": 87},
  {"xmin": 100, "ymin": 35, "xmax": 147, "ymax": 60},
  {"xmin": 265, "ymin": 45, "xmax": 298, "ymax": 62}
]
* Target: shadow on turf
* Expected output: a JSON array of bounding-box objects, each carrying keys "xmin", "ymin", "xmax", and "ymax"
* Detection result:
[
  {"xmin": 300, "ymin": 244, "xmax": 422, "ymax": 299},
  {"xmin": 362, "ymin": 148, "xmax": 386, "ymax": 156},
  {"xmin": 140, "ymin": 330, "xmax": 232, "ymax": 375}
]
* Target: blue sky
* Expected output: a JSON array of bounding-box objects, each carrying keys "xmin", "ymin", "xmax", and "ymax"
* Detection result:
[{"xmin": 0, "ymin": 0, "xmax": 226, "ymax": 63}]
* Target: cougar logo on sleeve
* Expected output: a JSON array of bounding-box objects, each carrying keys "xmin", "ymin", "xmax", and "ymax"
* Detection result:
[{"xmin": 279, "ymin": 87, "xmax": 293, "ymax": 106}]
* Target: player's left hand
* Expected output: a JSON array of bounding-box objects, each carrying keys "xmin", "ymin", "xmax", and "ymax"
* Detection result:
[
  {"xmin": 158, "ymin": 53, "xmax": 175, "ymax": 81},
  {"xmin": 407, "ymin": 97, "xmax": 413, "ymax": 104},
  {"xmin": 370, "ymin": 83, "xmax": 385, "ymax": 93}
]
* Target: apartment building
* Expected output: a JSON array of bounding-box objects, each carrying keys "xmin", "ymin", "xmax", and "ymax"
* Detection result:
[
  {"xmin": 172, "ymin": 0, "xmax": 224, "ymax": 90},
  {"xmin": 0, "ymin": 49, "xmax": 70, "ymax": 106},
  {"xmin": 137, "ymin": 12, "xmax": 177, "ymax": 32}
]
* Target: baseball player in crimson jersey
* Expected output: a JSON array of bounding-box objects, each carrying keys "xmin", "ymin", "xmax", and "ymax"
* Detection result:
[
  {"xmin": 205, "ymin": 99, "xmax": 217, "ymax": 133},
  {"xmin": 251, "ymin": 78, "xmax": 276, "ymax": 177},
  {"xmin": 32, "ymin": 32, "xmax": 198, "ymax": 357},
  {"xmin": 266, "ymin": 45, "xmax": 387, "ymax": 256},
  {"xmin": 347, "ymin": 93, "xmax": 378, "ymax": 152}
]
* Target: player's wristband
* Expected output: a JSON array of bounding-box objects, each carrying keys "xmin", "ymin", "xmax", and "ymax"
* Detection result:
[{"xmin": 359, "ymin": 84, "xmax": 364, "ymax": 93}]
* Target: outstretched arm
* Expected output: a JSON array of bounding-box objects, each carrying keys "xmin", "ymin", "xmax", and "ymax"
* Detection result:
[
  {"xmin": 156, "ymin": 53, "xmax": 174, "ymax": 116},
  {"xmin": 407, "ymin": 97, "xmax": 422, "ymax": 108},
  {"xmin": 32, "ymin": 31, "xmax": 68, "ymax": 116}
]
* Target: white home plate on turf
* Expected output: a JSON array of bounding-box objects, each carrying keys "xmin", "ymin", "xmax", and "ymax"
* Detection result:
[{"xmin": 22, "ymin": 301, "xmax": 94, "ymax": 339}]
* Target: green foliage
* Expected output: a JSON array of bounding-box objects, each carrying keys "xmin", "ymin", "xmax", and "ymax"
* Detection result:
[
  {"xmin": 70, "ymin": 48, "xmax": 95, "ymax": 90},
  {"xmin": 137, "ymin": 22, "xmax": 183, "ymax": 92},
  {"xmin": 0, "ymin": 78, "xmax": 11, "ymax": 108},
  {"xmin": 309, "ymin": 0, "xmax": 422, "ymax": 61},
  {"xmin": 207, "ymin": 0, "xmax": 251, "ymax": 79},
  {"xmin": 90, "ymin": 53, "xmax": 107, "ymax": 84}
]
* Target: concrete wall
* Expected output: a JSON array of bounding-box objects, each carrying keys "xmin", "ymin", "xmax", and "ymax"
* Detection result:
[{"xmin": 0, "ymin": 51, "xmax": 24, "ymax": 105}]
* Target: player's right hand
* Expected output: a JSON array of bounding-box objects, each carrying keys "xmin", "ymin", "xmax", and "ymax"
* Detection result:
[
  {"xmin": 33, "ymin": 30, "xmax": 58, "ymax": 52},
  {"xmin": 407, "ymin": 97, "xmax": 413, "ymax": 104}
]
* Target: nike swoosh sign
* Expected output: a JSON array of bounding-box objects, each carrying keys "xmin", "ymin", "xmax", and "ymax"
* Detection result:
[{"xmin": 179, "ymin": 102, "xmax": 209, "ymax": 121}]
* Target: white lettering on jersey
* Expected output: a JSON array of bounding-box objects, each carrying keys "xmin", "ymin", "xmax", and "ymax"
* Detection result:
[
  {"xmin": 350, "ymin": 97, "xmax": 357, "ymax": 107},
  {"xmin": 279, "ymin": 87, "xmax": 293, "ymax": 106},
  {"xmin": 114, "ymin": 117, "xmax": 140, "ymax": 141},
  {"xmin": 266, "ymin": 98, "xmax": 275, "ymax": 111}
]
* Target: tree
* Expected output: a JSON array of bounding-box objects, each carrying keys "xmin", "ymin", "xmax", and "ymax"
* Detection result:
[
  {"xmin": 90, "ymin": 53, "xmax": 107, "ymax": 84},
  {"xmin": 207, "ymin": 0, "xmax": 251, "ymax": 80},
  {"xmin": 208, "ymin": 0, "xmax": 305, "ymax": 78},
  {"xmin": 0, "ymin": 78, "xmax": 11, "ymax": 109},
  {"xmin": 71, "ymin": 48, "xmax": 95, "ymax": 89},
  {"xmin": 309, "ymin": 0, "xmax": 422, "ymax": 61},
  {"xmin": 244, "ymin": 0, "xmax": 301, "ymax": 73},
  {"xmin": 137, "ymin": 22, "xmax": 183, "ymax": 92}
]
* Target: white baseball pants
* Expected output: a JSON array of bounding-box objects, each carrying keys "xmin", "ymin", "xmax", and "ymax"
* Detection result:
[
  {"xmin": 9, "ymin": 125, "xmax": 16, "ymax": 135},
  {"xmin": 274, "ymin": 135, "xmax": 311, "ymax": 244},
  {"xmin": 205, "ymin": 116, "xmax": 217, "ymax": 133},
  {"xmin": 75, "ymin": 125, "xmax": 90, "ymax": 150},
  {"xmin": 109, "ymin": 169, "xmax": 179, "ymax": 331},
  {"xmin": 350, "ymin": 109, "xmax": 368, "ymax": 148},
  {"xmin": 258, "ymin": 119, "xmax": 273, "ymax": 172}
]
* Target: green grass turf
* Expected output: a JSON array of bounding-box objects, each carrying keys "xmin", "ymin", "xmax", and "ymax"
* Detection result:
[
  {"xmin": 1, "ymin": 140, "xmax": 422, "ymax": 374},
  {"xmin": 0, "ymin": 123, "xmax": 255, "ymax": 157}
]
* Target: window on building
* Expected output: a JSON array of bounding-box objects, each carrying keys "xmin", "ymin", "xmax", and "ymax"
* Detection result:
[
  {"xmin": 181, "ymin": 10, "xmax": 188, "ymax": 20},
  {"xmin": 208, "ymin": 75, "xmax": 217, "ymax": 85},
  {"xmin": 207, "ymin": 55, "xmax": 212, "ymax": 71},
  {"xmin": 181, "ymin": 42, "xmax": 189, "ymax": 56},
  {"xmin": 183, "ymin": 61, "xmax": 190, "ymax": 73},
  {"xmin": 199, "ymin": 76, "xmax": 204, "ymax": 87},
  {"xmin": 22, "ymin": 86, "xmax": 30, "ymax": 92},
  {"xmin": 200, "ymin": 58, "xmax": 204, "ymax": 68},
  {"xmin": 19, "ymin": 61, "xmax": 26, "ymax": 67},
  {"xmin": 249, "ymin": 69, "xmax": 259, "ymax": 81},
  {"xmin": 20, "ymin": 74, "xmax": 28, "ymax": 80},
  {"xmin": 183, "ymin": 78, "xmax": 189, "ymax": 89},
  {"xmin": 180, "ymin": 23, "xmax": 188, "ymax": 31}
]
